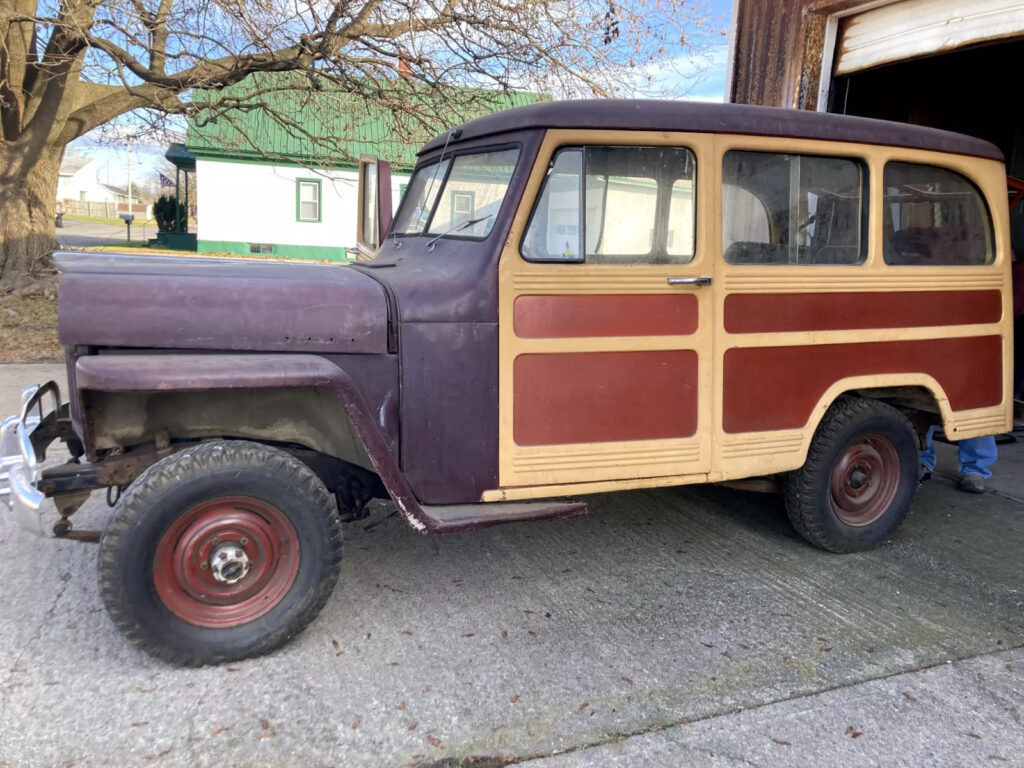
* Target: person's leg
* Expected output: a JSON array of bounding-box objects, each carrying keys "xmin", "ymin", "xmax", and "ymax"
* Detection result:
[
  {"xmin": 958, "ymin": 436, "xmax": 997, "ymax": 478},
  {"xmin": 920, "ymin": 425, "xmax": 937, "ymax": 473},
  {"xmin": 956, "ymin": 435, "xmax": 997, "ymax": 493}
]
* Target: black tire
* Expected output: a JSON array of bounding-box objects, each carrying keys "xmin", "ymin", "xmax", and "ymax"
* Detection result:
[
  {"xmin": 783, "ymin": 396, "xmax": 919, "ymax": 553},
  {"xmin": 98, "ymin": 440, "xmax": 343, "ymax": 666}
]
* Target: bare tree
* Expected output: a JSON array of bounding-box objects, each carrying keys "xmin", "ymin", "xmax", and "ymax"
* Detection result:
[{"xmin": 0, "ymin": 0, "xmax": 716, "ymax": 287}]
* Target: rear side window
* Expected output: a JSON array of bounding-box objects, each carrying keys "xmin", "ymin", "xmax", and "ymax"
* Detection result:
[
  {"xmin": 883, "ymin": 162, "xmax": 992, "ymax": 265},
  {"xmin": 722, "ymin": 151, "xmax": 866, "ymax": 265},
  {"xmin": 521, "ymin": 146, "xmax": 696, "ymax": 264}
]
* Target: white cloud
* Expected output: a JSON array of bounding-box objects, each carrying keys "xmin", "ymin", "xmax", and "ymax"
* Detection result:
[{"xmin": 637, "ymin": 43, "xmax": 729, "ymax": 101}]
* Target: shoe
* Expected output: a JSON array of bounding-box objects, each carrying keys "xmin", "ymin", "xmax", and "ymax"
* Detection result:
[
  {"xmin": 919, "ymin": 466, "xmax": 932, "ymax": 483},
  {"xmin": 958, "ymin": 474, "xmax": 985, "ymax": 494}
]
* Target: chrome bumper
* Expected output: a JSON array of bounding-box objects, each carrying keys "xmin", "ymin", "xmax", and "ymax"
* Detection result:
[{"xmin": 0, "ymin": 383, "xmax": 60, "ymax": 536}]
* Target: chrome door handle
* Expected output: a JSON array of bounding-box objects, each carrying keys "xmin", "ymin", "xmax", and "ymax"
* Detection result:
[{"xmin": 667, "ymin": 276, "xmax": 713, "ymax": 286}]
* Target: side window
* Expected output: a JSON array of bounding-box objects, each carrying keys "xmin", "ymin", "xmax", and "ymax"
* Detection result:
[
  {"xmin": 521, "ymin": 146, "xmax": 696, "ymax": 264},
  {"xmin": 883, "ymin": 162, "xmax": 992, "ymax": 265},
  {"xmin": 521, "ymin": 149, "xmax": 583, "ymax": 261},
  {"xmin": 722, "ymin": 151, "xmax": 865, "ymax": 265}
]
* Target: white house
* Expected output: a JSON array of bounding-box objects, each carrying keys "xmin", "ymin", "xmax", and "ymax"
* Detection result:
[
  {"xmin": 183, "ymin": 76, "xmax": 541, "ymax": 261},
  {"xmin": 57, "ymin": 156, "xmax": 108, "ymax": 202},
  {"xmin": 58, "ymin": 155, "xmax": 144, "ymax": 206},
  {"xmin": 191, "ymin": 159, "xmax": 408, "ymax": 261}
]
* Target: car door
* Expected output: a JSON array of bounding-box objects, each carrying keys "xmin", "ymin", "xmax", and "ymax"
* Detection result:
[{"xmin": 492, "ymin": 130, "xmax": 715, "ymax": 496}]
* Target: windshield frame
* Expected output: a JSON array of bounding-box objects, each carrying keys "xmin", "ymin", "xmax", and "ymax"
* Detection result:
[{"xmin": 390, "ymin": 142, "xmax": 523, "ymax": 242}]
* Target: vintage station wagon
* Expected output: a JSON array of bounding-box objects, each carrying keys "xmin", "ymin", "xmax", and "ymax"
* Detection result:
[{"xmin": 1, "ymin": 101, "xmax": 1014, "ymax": 664}]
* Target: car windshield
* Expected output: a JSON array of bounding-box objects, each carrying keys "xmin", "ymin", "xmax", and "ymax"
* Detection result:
[{"xmin": 392, "ymin": 148, "xmax": 520, "ymax": 239}]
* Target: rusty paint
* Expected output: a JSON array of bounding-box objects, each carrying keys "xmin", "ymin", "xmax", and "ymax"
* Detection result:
[{"xmin": 56, "ymin": 252, "xmax": 389, "ymax": 354}]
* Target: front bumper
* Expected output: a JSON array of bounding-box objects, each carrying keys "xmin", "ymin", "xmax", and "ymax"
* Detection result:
[{"xmin": 0, "ymin": 383, "xmax": 60, "ymax": 536}]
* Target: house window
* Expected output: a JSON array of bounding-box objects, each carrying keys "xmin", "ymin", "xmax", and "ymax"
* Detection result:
[
  {"xmin": 451, "ymin": 191, "xmax": 475, "ymax": 224},
  {"xmin": 296, "ymin": 179, "xmax": 321, "ymax": 222},
  {"xmin": 79, "ymin": 191, "xmax": 86, "ymax": 201},
  {"xmin": 250, "ymin": 243, "xmax": 274, "ymax": 254}
]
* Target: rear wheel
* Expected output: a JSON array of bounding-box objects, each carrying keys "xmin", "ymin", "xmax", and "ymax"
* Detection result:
[
  {"xmin": 784, "ymin": 396, "xmax": 919, "ymax": 553},
  {"xmin": 99, "ymin": 440, "xmax": 343, "ymax": 666}
]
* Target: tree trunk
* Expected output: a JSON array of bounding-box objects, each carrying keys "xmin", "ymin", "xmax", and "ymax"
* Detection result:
[{"xmin": 0, "ymin": 145, "xmax": 61, "ymax": 290}]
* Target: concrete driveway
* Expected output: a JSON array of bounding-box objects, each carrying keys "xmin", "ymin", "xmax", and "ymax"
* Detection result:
[{"xmin": 1, "ymin": 364, "xmax": 1021, "ymax": 767}]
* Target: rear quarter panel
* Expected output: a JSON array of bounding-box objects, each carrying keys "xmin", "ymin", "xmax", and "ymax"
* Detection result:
[{"xmin": 710, "ymin": 136, "xmax": 1012, "ymax": 482}]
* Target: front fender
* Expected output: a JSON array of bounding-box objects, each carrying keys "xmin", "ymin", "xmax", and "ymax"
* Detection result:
[{"xmin": 75, "ymin": 353, "xmax": 432, "ymax": 533}]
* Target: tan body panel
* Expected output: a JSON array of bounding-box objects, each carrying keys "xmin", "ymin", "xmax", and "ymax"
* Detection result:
[{"xmin": 485, "ymin": 130, "xmax": 1012, "ymax": 503}]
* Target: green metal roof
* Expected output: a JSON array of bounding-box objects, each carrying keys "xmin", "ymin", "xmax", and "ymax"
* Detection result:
[{"xmin": 186, "ymin": 72, "xmax": 544, "ymax": 170}]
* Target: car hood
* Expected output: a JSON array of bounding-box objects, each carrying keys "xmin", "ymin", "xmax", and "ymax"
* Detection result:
[{"xmin": 56, "ymin": 252, "xmax": 389, "ymax": 354}]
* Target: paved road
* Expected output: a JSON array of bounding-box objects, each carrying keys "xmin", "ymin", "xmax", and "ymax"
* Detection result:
[
  {"xmin": 1, "ymin": 365, "xmax": 1022, "ymax": 767},
  {"xmin": 56, "ymin": 217, "xmax": 155, "ymax": 248}
]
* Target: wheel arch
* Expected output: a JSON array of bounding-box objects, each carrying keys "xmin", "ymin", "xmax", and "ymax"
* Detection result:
[
  {"xmin": 742, "ymin": 374, "xmax": 953, "ymax": 477},
  {"xmin": 804, "ymin": 373, "xmax": 951, "ymax": 443},
  {"xmin": 75, "ymin": 353, "xmax": 432, "ymax": 533},
  {"xmin": 84, "ymin": 386, "xmax": 377, "ymax": 470}
]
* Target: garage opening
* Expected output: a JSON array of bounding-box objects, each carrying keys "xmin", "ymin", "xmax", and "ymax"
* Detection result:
[
  {"xmin": 829, "ymin": 38, "xmax": 1024, "ymax": 251},
  {"xmin": 829, "ymin": 38, "xmax": 1024, "ymax": 177}
]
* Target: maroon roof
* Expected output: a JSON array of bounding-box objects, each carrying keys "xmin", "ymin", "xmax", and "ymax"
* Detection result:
[{"xmin": 420, "ymin": 100, "xmax": 1003, "ymax": 162}]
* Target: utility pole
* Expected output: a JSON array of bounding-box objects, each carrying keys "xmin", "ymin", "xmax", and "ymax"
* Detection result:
[
  {"xmin": 124, "ymin": 135, "xmax": 134, "ymax": 242},
  {"xmin": 126, "ymin": 136, "xmax": 132, "ymax": 210}
]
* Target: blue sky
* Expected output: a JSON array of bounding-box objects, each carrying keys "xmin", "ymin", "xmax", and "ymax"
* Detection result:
[{"xmin": 68, "ymin": 0, "xmax": 734, "ymax": 185}]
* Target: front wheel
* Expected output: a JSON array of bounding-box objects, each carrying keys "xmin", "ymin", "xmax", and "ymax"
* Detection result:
[
  {"xmin": 784, "ymin": 396, "xmax": 919, "ymax": 553},
  {"xmin": 98, "ymin": 440, "xmax": 343, "ymax": 666}
]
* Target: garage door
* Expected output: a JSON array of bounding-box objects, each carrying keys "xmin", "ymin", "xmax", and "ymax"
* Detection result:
[{"xmin": 836, "ymin": 0, "xmax": 1024, "ymax": 75}]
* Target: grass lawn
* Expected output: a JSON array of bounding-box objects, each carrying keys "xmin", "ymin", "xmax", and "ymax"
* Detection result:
[
  {"xmin": 83, "ymin": 241, "xmax": 160, "ymax": 250},
  {"xmin": 63, "ymin": 214, "xmax": 197, "ymax": 228},
  {"xmin": 64, "ymin": 213, "xmax": 155, "ymax": 227},
  {"xmin": 80, "ymin": 244, "xmax": 340, "ymax": 263}
]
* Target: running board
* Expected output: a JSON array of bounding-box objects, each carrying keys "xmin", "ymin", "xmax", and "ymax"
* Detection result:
[{"xmin": 419, "ymin": 500, "xmax": 588, "ymax": 534}]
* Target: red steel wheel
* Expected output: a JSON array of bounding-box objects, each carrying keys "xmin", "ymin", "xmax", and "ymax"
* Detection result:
[
  {"xmin": 827, "ymin": 434, "xmax": 900, "ymax": 527},
  {"xmin": 100, "ymin": 441, "xmax": 343, "ymax": 666},
  {"xmin": 784, "ymin": 396, "xmax": 919, "ymax": 553},
  {"xmin": 153, "ymin": 496, "xmax": 300, "ymax": 628}
]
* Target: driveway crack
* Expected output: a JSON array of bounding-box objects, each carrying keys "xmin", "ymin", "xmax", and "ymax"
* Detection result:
[
  {"xmin": 0, "ymin": 568, "xmax": 73, "ymax": 711},
  {"xmin": 418, "ymin": 644, "xmax": 1024, "ymax": 768}
]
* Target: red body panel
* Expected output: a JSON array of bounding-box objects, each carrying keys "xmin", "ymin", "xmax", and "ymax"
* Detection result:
[
  {"xmin": 513, "ymin": 350, "xmax": 698, "ymax": 445},
  {"xmin": 515, "ymin": 294, "xmax": 699, "ymax": 338},
  {"xmin": 723, "ymin": 336, "xmax": 1003, "ymax": 433},
  {"xmin": 724, "ymin": 291, "xmax": 1002, "ymax": 334}
]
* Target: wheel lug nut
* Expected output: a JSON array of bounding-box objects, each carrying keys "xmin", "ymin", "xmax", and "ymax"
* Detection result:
[
  {"xmin": 200, "ymin": 562, "xmax": 208, "ymax": 570},
  {"xmin": 219, "ymin": 551, "xmax": 228, "ymax": 560},
  {"xmin": 240, "ymin": 537, "xmax": 248, "ymax": 546},
  {"xmin": 211, "ymin": 536, "xmax": 221, "ymax": 545}
]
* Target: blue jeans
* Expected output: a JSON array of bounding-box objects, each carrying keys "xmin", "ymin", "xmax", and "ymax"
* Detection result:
[{"xmin": 920, "ymin": 425, "xmax": 997, "ymax": 478}]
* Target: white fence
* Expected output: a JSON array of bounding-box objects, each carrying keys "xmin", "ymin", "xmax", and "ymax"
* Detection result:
[{"xmin": 63, "ymin": 200, "xmax": 151, "ymax": 218}]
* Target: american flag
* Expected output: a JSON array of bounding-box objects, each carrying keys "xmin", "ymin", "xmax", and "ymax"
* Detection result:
[{"xmin": 159, "ymin": 173, "xmax": 175, "ymax": 188}]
